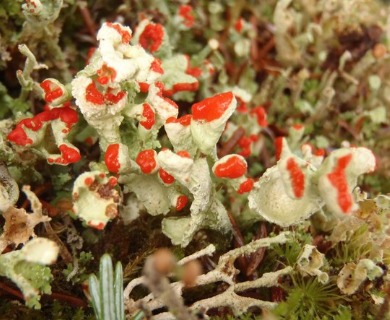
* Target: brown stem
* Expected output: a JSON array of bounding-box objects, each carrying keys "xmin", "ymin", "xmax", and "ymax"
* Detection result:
[
  {"xmin": 249, "ymin": 15, "xmax": 259, "ymax": 62},
  {"xmin": 246, "ymin": 223, "xmax": 267, "ymax": 276},
  {"xmin": 257, "ymin": 37, "xmax": 275, "ymax": 61},
  {"xmin": 233, "ymin": 61, "xmax": 249, "ymax": 85},
  {"xmin": 218, "ymin": 127, "xmax": 246, "ymax": 158},
  {"xmin": 0, "ymin": 282, "xmax": 88, "ymax": 308},
  {"xmin": 227, "ymin": 211, "xmax": 248, "ymax": 272},
  {"xmin": 0, "ymin": 282, "xmax": 24, "ymax": 300},
  {"xmin": 259, "ymin": 138, "xmax": 273, "ymax": 169},
  {"xmin": 77, "ymin": 1, "xmax": 97, "ymax": 42},
  {"xmin": 49, "ymin": 292, "xmax": 88, "ymax": 308}
]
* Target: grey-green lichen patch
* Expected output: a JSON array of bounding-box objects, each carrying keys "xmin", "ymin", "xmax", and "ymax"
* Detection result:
[
  {"xmin": 0, "ymin": 237, "xmax": 59, "ymax": 308},
  {"xmin": 248, "ymin": 166, "xmax": 322, "ymax": 227},
  {"xmin": 72, "ymin": 171, "xmax": 121, "ymax": 229}
]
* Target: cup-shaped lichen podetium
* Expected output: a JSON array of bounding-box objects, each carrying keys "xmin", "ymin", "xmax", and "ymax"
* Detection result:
[
  {"xmin": 72, "ymin": 171, "xmax": 121, "ymax": 230},
  {"xmin": 248, "ymin": 166, "xmax": 322, "ymax": 227}
]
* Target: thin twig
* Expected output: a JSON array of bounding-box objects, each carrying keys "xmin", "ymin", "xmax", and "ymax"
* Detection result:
[
  {"xmin": 227, "ymin": 211, "xmax": 248, "ymax": 273},
  {"xmin": 218, "ymin": 127, "xmax": 246, "ymax": 158},
  {"xmin": 77, "ymin": 1, "xmax": 97, "ymax": 43},
  {"xmin": 49, "ymin": 292, "xmax": 88, "ymax": 308},
  {"xmin": 246, "ymin": 223, "xmax": 267, "ymax": 276},
  {"xmin": 0, "ymin": 282, "xmax": 24, "ymax": 300},
  {"xmin": 0, "ymin": 282, "xmax": 88, "ymax": 308}
]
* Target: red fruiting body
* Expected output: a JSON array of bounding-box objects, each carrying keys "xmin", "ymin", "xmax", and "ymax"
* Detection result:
[
  {"xmin": 163, "ymin": 81, "xmax": 199, "ymax": 96},
  {"xmin": 7, "ymin": 106, "xmax": 78, "ymax": 146},
  {"xmin": 59, "ymin": 107, "xmax": 78, "ymax": 126},
  {"xmin": 86, "ymin": 82, "xmax": 105, "ymax": 105},
  {"xmin": 187, "ymin": 66, "xmax": 202, "ymax": 77},
  {"xmin": 88, "ymin": 221, "xmax": 105, "ymax": 230},
  {"xmin": 236, "ymin": 97, "xmax": 248, "ymax": 113},
  {"xmin": 84, "ymin": 177, "xmax": 94, "ymax": 186},
  {"xmin": 155, "ymin": 81, "xmax": 165, "ymax": 92},
  {"xmin": 59, "ymin": 144, "xmax": 82, "ymax": 163},
  {"xmin": 158, "ymin": 168, "xmax": 175, "ymax": 184},
  {"xmin": 192, "ymin": 92, "xmax": 233, "ymax": 122},
  {"xmin": 43, "ymin": 104, "xmax": 51, "ymax": 111},
  {"xmin": 327, "ymin": 154, "xmax": 353, "ymax": 213},
  {"xmin": 40, "ymin": 80, "xmax": 64, "ymax": 103},
  {"xmin": 234, "ymin": 18, "xmax": 243, "ymax": 32},
  {"xmin": 7, "ymin": 126, "xmax": 33, "ymax": 145},
  {"xmin": 237, "ymin": 178, "xmax": 254, "ymax": 194},
  {"xmin": 186, "ymin": 66, "xmax": 202, "ymax": 78},
  {"xmin": 105, "ymin": 144, "xmax": 120, "ymax": 173},
  {"xmin": 184, "ymin": 55, "xmax": 202, "ymax": 77},
  {"xmin": 139, "ymin": 23, "xmax": 164, "ymax": 52},
  {"xmin": 136, "ymin": 149, "xmax": 157, "ymax": 174},
  {"xmin": 286, "ymin": 158, "xmax": 305, "ymax": 198},
  {"xmin": 84, "ymin": 137, "xmax": 94, "ymax": 145},
  {"xmin": 104, "ymin": 88, "xmax": 126, "ymax": 104},
  {"xmin": 19, "ymin": 117, "xmax": 42, "ymax": 131},
  {"xmin": 150, "ymin": 58, "xmax": 164, "ymax": 74},
  {"xmin": 239, "ymin": 147, "xmax": 251, "ymax": 158},
  {"xmin": 97, "ymin": 64, "xmax": 117, "ymax": 84},
  {"xmin": 140, "ymin": 103, "xmax": 155, "ymax": 130},
  {"xmin": 314, "ymin": 148, "xmax": 326, "ymax": 156},
  {"xmin": 165, "ymin": 116, "xmax": 178, "ymax": 124},
  {"xmin": 236, "ymin": 131, "xmax": 254, "ymax": 156},
  {"xmin": 179, "ymin": 5, "xmax": 195, "ymax": 27},
  {"xmin": 274, "ymin": 137, "xmax": 284, "ymax": 161},
  {"xmin": 292, "ymin": 124, "xmax": 304, "ymax": 130},
  {"xmin": 108, "ymin": 176, "xmax": 118, "ymax": 187},
  {"xmin": 106, "ymin": 22, "xmax": 132, "ymax": 43},
  {"xmin": 153, "ymin": 83, "xmax": 179, "ymax": 108},
  {"xmin": 214, "ymin": 156, "xmax": 247, "ymax": 179},
  {"xmin": 138, "ymin": 82, "xmax": 150, "ymax": 92},
  {"xmin": 85, "ymin": 82, "xmax": 126, "ymax": 105},
  {"xmin": 238, "ymin": 136, "xmax": 252, "ymax": 148},
  {"xmin": 250, "ymin": 106, "xmax": 268, "ymax": 127},
  {"xmin": 177, "ymin": 150, "xmax": 191, "ymax": 158},
  {"xmin": 48, "ymin": 145, "xmax": 81, "ymax": 165},
  {"xmin": 176, "ymin": 195, "xmax": 189, "ymax": 211},
  {"xmin": 166, "ymin": 114, "xmax": 192, "ymax": 126},
  {"xmin": 162, "ymin": 88, "xmax": 174, "ymax": 96},
  {"xmin": 172, "ymin": 81, "xmax": 199, "ymax": 94}
]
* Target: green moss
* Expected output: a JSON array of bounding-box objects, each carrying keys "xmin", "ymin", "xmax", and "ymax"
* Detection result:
[
  {"xmin": 274, "ymin": 275, "xmax": 346, "ymax": 320},
  {"xmin": 14, "ymin": 261, "xmax": 53, "ymax": 309},
  {"xmin": 330, "ymin": 224, "xmax": 374, "ymax": 267}
]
